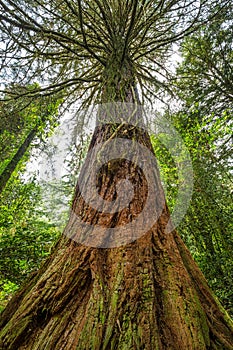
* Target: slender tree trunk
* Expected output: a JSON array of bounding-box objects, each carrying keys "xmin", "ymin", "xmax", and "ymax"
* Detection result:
[
  {"xmin": 0, "ymin": 70, "xmax": 232, "ymax": 349},
  {"xmin": 0, "ymin": 128, "xmax": 37, "ymax": 193}
]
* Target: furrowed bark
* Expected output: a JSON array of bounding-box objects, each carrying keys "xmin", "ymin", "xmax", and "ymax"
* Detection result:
[{"xmin": 0, "ymin": 121, "xmax": 232, "ymax": 350}]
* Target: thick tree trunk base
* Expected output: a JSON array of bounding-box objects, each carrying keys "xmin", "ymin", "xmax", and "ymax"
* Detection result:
[
  {"xmin": 0, "ymin": 124, "xmax": 232, "ymax": 349},
  {"xmin": 0, "ymin": 227, "xmax": 232, "ymax": 349}
]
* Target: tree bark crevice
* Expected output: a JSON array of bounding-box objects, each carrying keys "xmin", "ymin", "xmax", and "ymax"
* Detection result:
[{"xmin": 0, "ymin": 121, "xmax": 232, "ymax": 349}]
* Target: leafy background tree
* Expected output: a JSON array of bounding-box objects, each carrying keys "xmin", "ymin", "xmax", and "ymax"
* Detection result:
[
  {"xmin": 174, "ymin": 7, "xmax": 233, "ymax": 315},
  {"xmin": 151, "ymin": 5, "xmax": 233, "ymax": 315},
  {"xmin": 152, "ymin": 110, "xmax": 233, "ymax": 316},
  {"xmin": 0, "ymin": 85, "xmax": 62, "ymax": 310},
  {"xmin": 0, "ymin": 174, "xmax": 61, "ymax": 311},
  {"xmin": 0, "ymin": 84, "xmax": 62, "ymax": 192}
]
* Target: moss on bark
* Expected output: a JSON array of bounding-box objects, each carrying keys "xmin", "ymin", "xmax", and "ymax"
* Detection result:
[{"xmin": 0, "ymin": 122, "xmax": 232, "ymax": 350}]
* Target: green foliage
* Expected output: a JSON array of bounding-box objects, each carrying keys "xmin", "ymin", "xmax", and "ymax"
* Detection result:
[
  {"xmin": 176, "ymin": 3, "xmax": 233, "ymax": 116},
  {"xmin": 155, "ymin": 8, "xmax": 233, "ymax": 315},
  {"xmin": 0, "ymin": 281, "xmax": 18, "ymax": 313},
  {"xmin": 151, "ymin": 110, "xmax": 233, "ymax": 315},
  {"xmin": 0, "ymin": 84, "xmax": 62, "ymax": 195},
  {"xmin": 0, "ymin": 0, "xmax": 227, "ymax": 106},
  {"xmin": 0, "ymin": 172, "xmax": 61, "ymax": 310},
  {"xmin": 151, "ymin": 130, "xmax": 179, "ymax": 212},
  {"xmin": 0, "ymin": 86, "xmax": 61, "ymax": 162}
]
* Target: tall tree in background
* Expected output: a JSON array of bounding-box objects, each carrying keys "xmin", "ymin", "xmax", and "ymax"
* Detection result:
[
  {"xmin": 0, "ymin": 85, "xmax": 62, "ymax": 310},
  {"xmin": 171, "ymin": 8, "xmax": 233, "ymax": 313},
  {"xmin": 0, "ymin": 172, "xmax": 61, "ymax": 311},
  {"xmin": 0, "ymin": 84, "xmax": 61, "ymax": 193},
  {"xmin": 175, "ymin": 4, "xmax": 233, "ymax": 117},
  {"xmin": 0, "ymin": 1, "xmax": 232, "ymax": 349},
  {"xmin": 153, "ymin": 109, "xmax": 233, "ymax": 316}
]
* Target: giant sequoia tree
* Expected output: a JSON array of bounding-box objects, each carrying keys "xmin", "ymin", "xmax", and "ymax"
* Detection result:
[{"xmin": 0, "ymin": 1, "xmax": 233, "ymax": 349}]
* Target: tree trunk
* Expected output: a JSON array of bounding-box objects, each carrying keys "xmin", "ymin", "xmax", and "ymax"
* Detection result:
[
  {"xmin": 0, "ymin": 117, "xmax": 232, "ymax": 349},
  {"xmin": 0, "ymin": 128, "xmax": 37, "ymax": 194}
]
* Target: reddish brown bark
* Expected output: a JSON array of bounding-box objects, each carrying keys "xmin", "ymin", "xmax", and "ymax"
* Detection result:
[{"xmin": 0, "ymin": 121, "xmax": 232, "ymax": 350}]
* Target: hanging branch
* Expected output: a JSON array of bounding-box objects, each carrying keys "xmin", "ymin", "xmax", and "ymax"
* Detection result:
[{"xmin": 0, "ymin": 0, "xmax": 231, "ymax": 106}]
